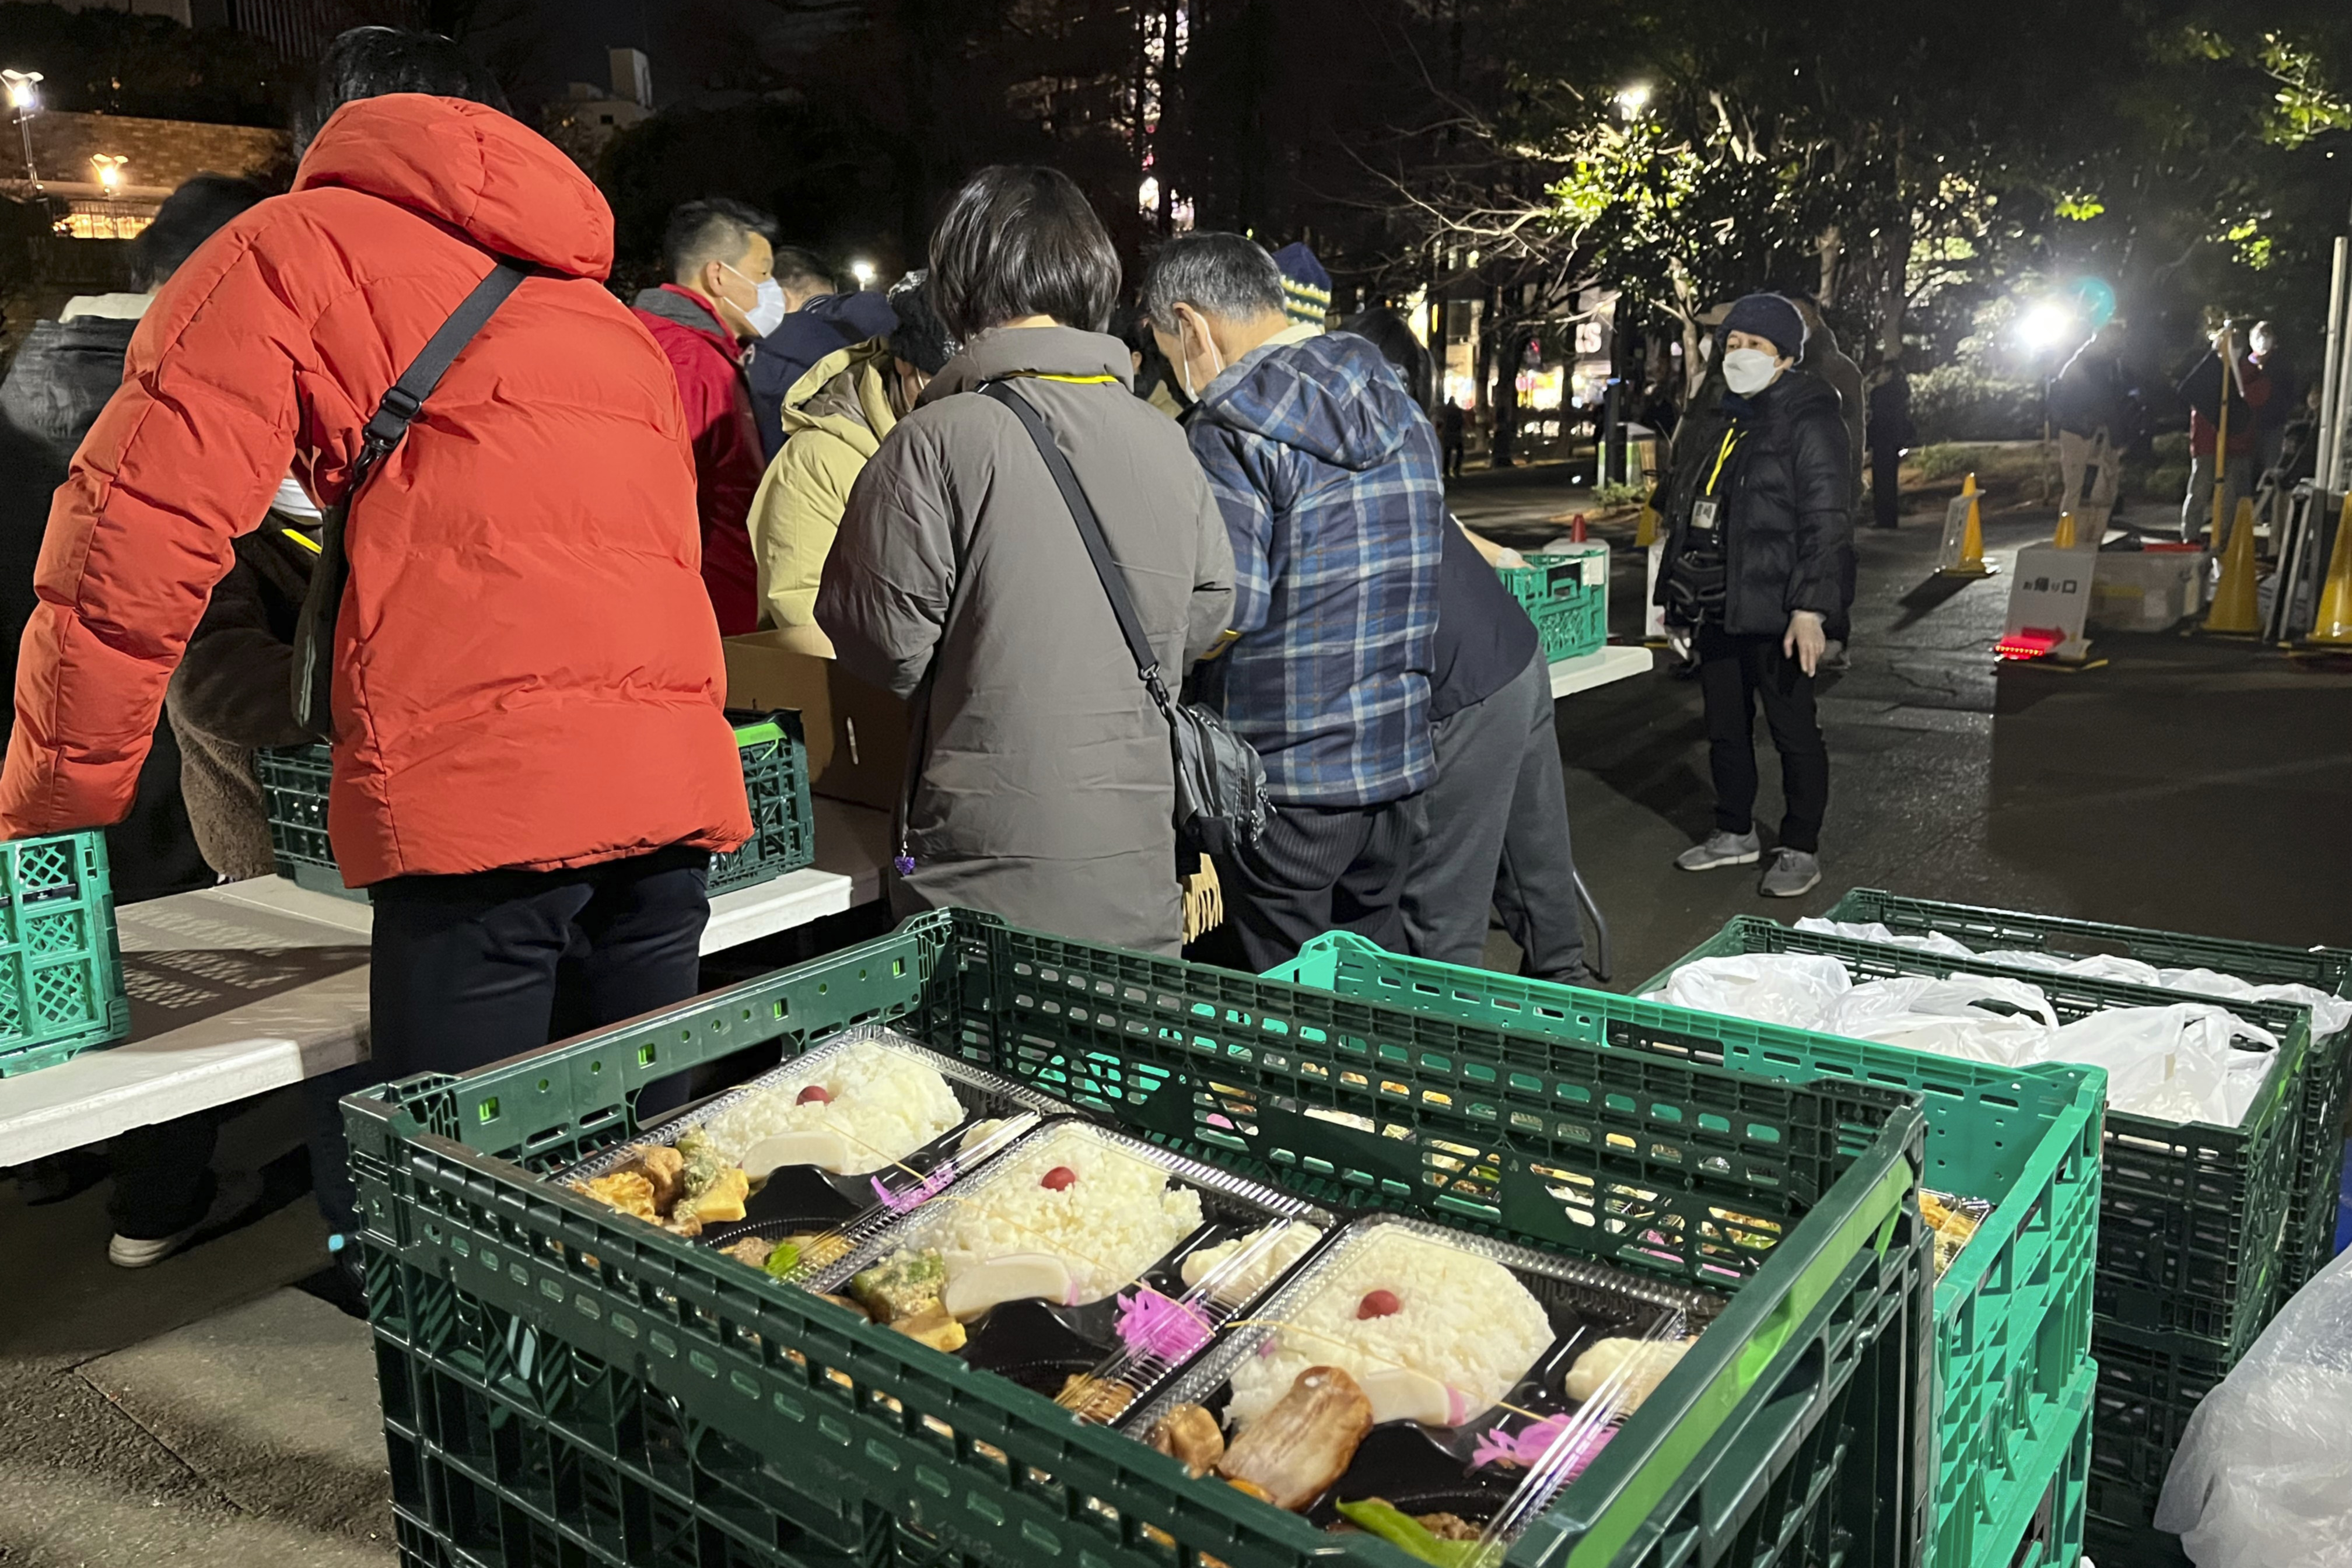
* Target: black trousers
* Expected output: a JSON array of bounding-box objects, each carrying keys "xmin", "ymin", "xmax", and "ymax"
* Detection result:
[
  {"xmin": 1220, "ymin": 799, "xmax": 1412, "ymax": 973},
  {"xmin": 1871, "ymin": 442, "xmax": 1902, "ymax": 528},
  {"xmin": 1401, "ymin": 651, "xmax": 1587, "ymax": 981},
  {"xmin": 311, "ymin": 845, "xmax": 710, "ymax": 1234},
  {"xmin": 108, "ymin": 1111, "xmax": 222, "ymax": 1240},
  {"xmin": 1696, "ymin": 624, "xmax": 1829, "ymax": 854}
]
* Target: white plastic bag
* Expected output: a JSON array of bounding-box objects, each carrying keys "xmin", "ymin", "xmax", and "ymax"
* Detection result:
[
  {"xmin": 1643, "ymin": 954, "xmax": 1850, "ymax": 1029},
  {"xmin": 1978, "ymin": 951, "xmax": 2352, "ymax": 1041},
  {"xmin": 2155, "ymin": 1245, "xmax": 2352, "ymax": 1568},
  {"xmin": 1824, "ymin": 975, "xmax": 2057, "ymax": 1065},
  {"xmin": 1794, "ymin": 916, "xmax": 1976, "ymax": 958},
  {"xmin": 2045, "ymin": 1005, "xmax": 2277, "ymax": 1127}
]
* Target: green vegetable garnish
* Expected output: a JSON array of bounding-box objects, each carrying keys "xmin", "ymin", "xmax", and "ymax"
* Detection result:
[
  {"xmin": 1334, "ymin": 1500, "xmax": 1485, "ymax": 1567},
  {"xmin": 764, "ymin": 1240, "xmax": 802, "ymax": 1279}
]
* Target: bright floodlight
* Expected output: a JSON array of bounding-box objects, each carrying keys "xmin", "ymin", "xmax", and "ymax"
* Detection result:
[
  {"xmin": 2, "ymin": 69, "xmax": 41, "ymax": 110},
  {"xmin": 91, "ymin": 153, "xmax": 125, "ymax": 191},
  {"xmin": 1614, "ymin": 83, "xmax": 1651, "ymax": 117},
  {"xmin": 850, "ymin": 259, "xmax": 876, "ymax": 286},
  {"xmin": 2018, "ymin": 301, "xmax": 2075, "ymax": 352}
]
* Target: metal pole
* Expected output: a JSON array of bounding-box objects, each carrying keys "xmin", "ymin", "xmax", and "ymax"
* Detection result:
[
  {"xmin": 2318, "ymin": 237, "xmax": 2350, "ymax": 493},
  {"xmin": 2330, "ymin": 267, "xmax": 2352, "ymax": 495}
]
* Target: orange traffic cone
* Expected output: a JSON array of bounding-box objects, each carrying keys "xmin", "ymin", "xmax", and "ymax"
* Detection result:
[
  {"xmin": 2309, "ymin": 491, "xmax": 2352, "ymax": 646},
  {"xmin": 1940, "ymin": 473, "xmax": 1993, "ymax": 578},
  {"xmin": 2052, "ymin": 510, "xmax": 2078, "ymax": 550},
  {"xmin": 2203, "ymin": 495, "xmax": 2262, "ymax": 634}
]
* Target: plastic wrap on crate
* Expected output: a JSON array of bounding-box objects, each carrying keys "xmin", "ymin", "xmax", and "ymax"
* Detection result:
[{"xmin": 0, "ymin": 831, "xmax": 130, "ymax": 1077}]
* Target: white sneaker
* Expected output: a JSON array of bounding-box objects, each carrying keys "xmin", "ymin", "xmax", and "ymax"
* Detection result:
[{"xmin": 108, "ymin": 1171, "xmax": 264, "ymax": 1269}]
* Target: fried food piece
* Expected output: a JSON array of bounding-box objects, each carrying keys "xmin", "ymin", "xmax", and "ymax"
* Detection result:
[
  {"xmin": 1147, "ymin": 1403, "xmax": 1224, "ymax": 1477},
  {"xmin": 636, "ymin": 1144, "xmax": 685, "ymax": 1212},
  {"xmin": 890, "ymin": 1304, "xmax": 968, "ymax": 1352},
  {"xmin": 1216, "ymin": 1366, "xmax": 1373, "ymax": 1512},
  {"xmin": 1056, "ymin": 1375, "xmax": 1135, "ymax": 1423},
  {"xmin": 849, "ymin": 1250, "xmax": 948, "ymax": 1323},
  {"xmin": 573, "ymin": 1171, "xmax": 658, "ymax": 1222},
  {"xmin": 677, "ymin": 1165, "xmax": 750, "ymax": 1226},
  {"xmin": 722, "ymin": 1236, "xmax": 777, "ymax": 1268},
  {"xmin": 675, "ymin": 1128, "xmax": 732, "ymax": 1199},
  {"xmin": 1226, "ymin": 1478, "xmax": 1273, "ymax": 1504},
  {"xmin": 1416, "ymin": 1513, "xmax": 1478, "ymax": 1541},
  {"xmin": 663, "ymin": 1210, "xmax": 704, "ymax": 1238}
]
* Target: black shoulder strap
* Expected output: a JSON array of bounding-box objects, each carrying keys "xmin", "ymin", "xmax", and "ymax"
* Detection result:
[
  {"xmin": 358, "ymin": 258, "xmax": 532, "ymax": 461},
  {"xmin": 978, "ymin": 379, "xmax": 1171, "ymax": 705}
]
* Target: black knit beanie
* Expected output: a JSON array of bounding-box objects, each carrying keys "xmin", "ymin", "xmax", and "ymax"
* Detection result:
[{"xmin": 1722, "ymin": 293, "xmax": 1806, "ymax": 360}]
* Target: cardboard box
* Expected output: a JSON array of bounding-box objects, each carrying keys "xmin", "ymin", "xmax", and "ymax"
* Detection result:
[
  {"xmin": 723, "ymin": 632, "xmax": 908, "ymax": 813},
  {"xmin": 2088, "ymin": 551, "xmax": 2202, "ymax": 633}
]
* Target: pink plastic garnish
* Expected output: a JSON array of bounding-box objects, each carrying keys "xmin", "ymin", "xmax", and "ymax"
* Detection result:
[
  {"xmin": 1041, "ymin": 1166, "xmax": 1077, "ymax": 1191},
  {"xmin": 874, "ymin": 1162, "xmax": 953, "ymax": 1213},
  {"xmin": 1114, "ymin": 1288, "xmax": 1213, "ymax": 1362},
  {"xmin": 1471, "ymin": 1415, "xmax": 1615, "ymax": 1476}
]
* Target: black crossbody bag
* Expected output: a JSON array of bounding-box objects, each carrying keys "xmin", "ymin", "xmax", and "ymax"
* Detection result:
[
  {"xmin": 290, "ymin": 258, "xmax": 533, "ymax": 739},
  {"xmin": 978, "ymin": 380, "xmax": 1270, "ymax": 859}
]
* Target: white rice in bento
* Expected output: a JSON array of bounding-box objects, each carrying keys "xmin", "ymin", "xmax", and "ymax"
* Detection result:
[
  {"xmin": 901, "ymin": 1125, "xmax": 1203, "ymax": 1304},
  {"xmin": 1226, "ymin": 1226, "xmax": 1552, "ymax": 1428},
  {"xmin": 692, "ymin": 1040, "xmax": 964, "ymax": 1175}
]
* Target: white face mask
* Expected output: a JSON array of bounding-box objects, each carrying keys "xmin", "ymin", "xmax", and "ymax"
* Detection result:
[
  {"xmin": 1722, "ymin": 347, "xmax": 1780, "ymax": 396},
  {"xmin": 1178, "ymin": 318, "xmax": 1226, "ymax": 400},
  {"xmin": 723, "ymin": 262, "xmax": 788, "ymax": 337}
]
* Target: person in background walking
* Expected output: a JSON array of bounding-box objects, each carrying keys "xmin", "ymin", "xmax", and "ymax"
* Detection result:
[
  {"xmin": 1656, "ymin": 293, "xmax": 1852, "ymax": 898},
  {"xmin": 746, "ymin": 247, "xmax": 901, "ymax": 464},
  {"xmin": 1438, "ymin": 400, "xmax": 1467, "ymax": 477},
  {"xmin": 747, "ymin": 272, "xmax": 955, "ymax": 639},
  {"xmin": 1146, "ymin": 230, "xmax": 1443, "ymax": 970},
  {"xmin": 2248, "ymin": 320, "xmax": 2293, "ymax": 484},
  {"xmin": 633, "ymin": 198, "xmax": 781, "ymax": 633},
  {"xmin": 0, "ymin": 26, "xmax": 750, "ymax": 1275},
  {"xmin": 2051, "ymin": 320, "xmax": 2130, "ymax": 534},
  {"xmin": 1865, "ymin": 358, "xmax": 1913, "ymax": 530},
  {"xmin": 2178, "ymin": 318, "xmax": 2269, "ymax": 545},
  {"xmin": 816, "ymin": 166, "xmax": 1235, "ymax": 954}
]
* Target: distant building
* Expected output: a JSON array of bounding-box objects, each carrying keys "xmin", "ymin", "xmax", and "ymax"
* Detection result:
[
  {"xmin": 1, "ymin": 110, "xmax": 288, "ymax": 239},
  {"xmin": 542, "ymin": 48, "xmax": 654, "ymax": 172},
  {"xmin": 50, "ymin": 0, "xmax": 426, "ymax": 60}
]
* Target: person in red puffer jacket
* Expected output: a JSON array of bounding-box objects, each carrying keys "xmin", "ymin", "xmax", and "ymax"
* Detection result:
[
  {"xmin": 0, "ymin": 27, "xmax": 750, "ymax": 1246},
  {"xmin": 632, "ymin": 199, "xmax": 781, "ymax": 634}
]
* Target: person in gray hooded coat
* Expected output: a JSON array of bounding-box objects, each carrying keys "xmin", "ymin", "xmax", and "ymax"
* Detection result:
[{"xmin": 816, "ymin": 167, "xmax": 1236, "ymax": 954}]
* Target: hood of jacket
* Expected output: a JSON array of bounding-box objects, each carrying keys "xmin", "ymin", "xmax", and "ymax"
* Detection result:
[
  {"xmin": 1192, "ymin": 329, "xmax": 1415, "ymax": 472},
  {"xmin": 921, "ymin": 324, "xmax": 1133, "ymax": 402},
  {"xmin": 294, "ymin": 93, "xmax": 614, "ymax": 279},
  {"xmin": 782, "ymin": 337, "xmax": 897, "ymax": 459},
  {"xmin": 632, "ymin": 283, "xmax": 735, "ymax": 346}
]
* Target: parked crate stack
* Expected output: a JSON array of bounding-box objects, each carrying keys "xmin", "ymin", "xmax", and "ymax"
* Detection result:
[
  {"xmin": 1669, "ymin": 904, "xmax": 2346, "ymax": 1567},
  {"xmin": 258, "ymin": 710, "xmax": 816, "ymax": 902},
  {"xmin": 1500, "ymin": 542, "xmax": 1609, "ymax": 663},
  {"xmin": 0, "ymin": 830, "xmax": 130, "ymax": 1077},
  {"xmin": 1272, "ymin": 930, "xmax": 2101, "ymax": 1568},
  {"xmin": 345, "ymin": 909, "xmax": 1936, "ymax": 1568}
]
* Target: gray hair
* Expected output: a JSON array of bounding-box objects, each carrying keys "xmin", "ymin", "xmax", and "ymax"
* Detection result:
[{"xmin": 1141, "ymin": 231, "xmax": 1285, "ymax": 333}]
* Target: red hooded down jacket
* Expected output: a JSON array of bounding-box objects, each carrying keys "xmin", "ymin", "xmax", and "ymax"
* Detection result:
[{"xmin": 0, "ymin": 94, "xmax": 751, "ymax": 883}]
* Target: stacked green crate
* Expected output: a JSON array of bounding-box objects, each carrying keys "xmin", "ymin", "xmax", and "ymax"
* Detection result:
[
  {"xmin": 1272, "ymin": 931, "xmax": 2101, "ymax": 1568},
  {"xmin": 0, "ymin": 831, "xmax": 130, "ymax": 1077},
  {"xmin": 1654, "ymin": 914, "xmax": 2320, "ymax": 1567},
  {"xmin": 344, "ymin": 909, "xmax": 1935, "ymax": 1568},
  {"xmin": 1499, "ymin": 544, "xmax": 1609, "ymax": 662}
]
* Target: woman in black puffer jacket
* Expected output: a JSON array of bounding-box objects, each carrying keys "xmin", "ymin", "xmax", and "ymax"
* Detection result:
[{"xmin": 1654, "ymin": 293, "xmax": 1853, "ymax": 898}]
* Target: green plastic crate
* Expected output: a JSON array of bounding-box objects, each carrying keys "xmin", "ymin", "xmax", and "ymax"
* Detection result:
[
  {"xmin": 1270, "ymin": 932, "xmax": 2102, "ymax": 1568},
  {"xmin": 1995, "ymin": 1364, "xmax": 2092, "ymax": 1568},
  {"xmin": 0, "ymin": 831, "xmax": 130, "ymax": 1077},
  {"xmin": 1646, "ymin": 917, "xmax": 2309, "ymax": 1362},
  {"xmin": 345, "ymin": 908, "xmax": 1935, "ymax": 1568},
  {"xmin": 2081, "ymin": 1316, "xmax": 2228, "ymax": 1567},
  {"xmin": 1828, "ymin": 887, "xmax": 2352, "ymax": 1298},
  {"xmin": 257, "ymin": 712, "xmax": 815, "ymax": 902},
  {"xmin": 1500, "ymin": 545, "xmax": 1609, "ymax": 662}
]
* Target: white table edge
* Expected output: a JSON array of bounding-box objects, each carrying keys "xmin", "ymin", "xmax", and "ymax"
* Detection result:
[{"xmin": 1550, "ymin": 642, "xmax": 1654, "ymax": 699}]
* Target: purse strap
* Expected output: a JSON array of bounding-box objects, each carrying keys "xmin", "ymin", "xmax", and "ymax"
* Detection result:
[{"xmin": 979, "ymin": 380, "xmax": 1177, "ymax": 715}]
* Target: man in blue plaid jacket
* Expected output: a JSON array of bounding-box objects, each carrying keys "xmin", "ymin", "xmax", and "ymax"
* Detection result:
[{"xmin": 1146, "ymin": 233, "xmax": 1443, "ymax": 971}]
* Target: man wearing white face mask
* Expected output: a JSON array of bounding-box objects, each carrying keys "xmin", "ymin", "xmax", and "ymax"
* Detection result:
[
  {"xmin": 1655, "ymin": 293, "xmax": 1853, "ymax": 899},
  {"xmin": 633, "ymin": 197, "xmax": 785, "ymax": 633}
]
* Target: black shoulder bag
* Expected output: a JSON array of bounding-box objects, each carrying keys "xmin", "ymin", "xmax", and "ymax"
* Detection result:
[
  {"xmin": 978, "ymin": 380, "xmax": 1270, "ymax": 859},
  {"xmin": 290, "ymin": 258, "xmax": 533, "ymax": 740}
]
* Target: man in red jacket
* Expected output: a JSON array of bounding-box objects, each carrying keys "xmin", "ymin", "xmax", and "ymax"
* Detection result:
[
  {"xmin": 0, "ymin": 27, "xmax": 749, "ymax": 1248},
  {"xmin": 632, "ymin": 200, "xmax": 781, "ymax": 634}
]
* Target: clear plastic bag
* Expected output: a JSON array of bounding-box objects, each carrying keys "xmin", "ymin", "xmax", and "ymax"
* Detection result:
[
  {"xmin": 1793, "ymin": 916, "xmax": 1976, "ymax": 958},
  {"xmin": 2048, "ymin": 1004, "xmax": 2277, "ymax": 1128},
  {"xmin": 1643, "ymin": 953, "xmax": 1851, "ymax": 1028},
  {"xmin": 2155, "ymin": 1245, "xmax": 2352, "ymax": 1567}
]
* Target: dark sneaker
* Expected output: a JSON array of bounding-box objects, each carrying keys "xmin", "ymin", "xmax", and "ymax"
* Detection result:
[
  {"xmin": 1759, "ymin": 849, "xmax": 1822, "ymax": 898},
  {"xmin": 1675, "ymin": 830, "xmax": 1762, "ymax": 871}
]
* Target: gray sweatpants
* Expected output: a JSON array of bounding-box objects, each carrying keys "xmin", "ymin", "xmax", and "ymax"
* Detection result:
[{"xmin": 1399, "ymin": 649, "xmax": 1588, "ymax": 981}]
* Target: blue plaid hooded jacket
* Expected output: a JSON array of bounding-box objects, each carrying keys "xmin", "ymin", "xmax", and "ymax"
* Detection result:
[{"xmin": 1186, "ymin": 330, "xmax": 1443, "ymax": 806}]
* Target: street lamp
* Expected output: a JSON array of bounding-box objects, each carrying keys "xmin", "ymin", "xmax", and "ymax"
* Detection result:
[
  {"xmin": 2018, "ymin": 301, "xmax": 2077, "ymax": 354},
  {"xmin": 1614, "ymin": 83, "xmax": 1651, "ymax": 120},
  {"xmin": 2, "ymin": 68, "xmax": 41, "ymax": 184},
  {"xmin": 849, "ymin": 258, "xmax": 876, "ymax": 287},
  {"xmin": 91, "ymin": 153, "xmax": 125, "ymax": 193}
]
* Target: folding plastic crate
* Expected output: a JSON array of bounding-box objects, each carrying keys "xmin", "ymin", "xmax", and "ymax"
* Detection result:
[
  {"xmin": 0, "ymin": 831, "xmax": 130, "ymax": 1077},
  {"xmin": 2081, "ymin": 1316, "xmax": 2228, "ymax": 1567},
  {"xmin": 1992, "ymin": 1364, "xmax": 2091, "ymax": 1568},
  {"xmin": 1502, "ymin": 545, "xmax": 1609, "ymax": 662},
  {"xmin": 1827, "ymin": 888, "xmax": 2352, "ymax": 1296},
  {"xmin": 346, "ymin": 908, "xmax": 1935, "ymax": 1568},
  {"xmin": 1646, "ymin": 916, "xmax": 2307, "ymax": 1362},
  {"xmin": 1270, "ymin": 932, "xmax": 2101, "ymax": 1568},
  {"xmin": 257, "ymin": 712, "xmax": 815, "ymax": 903}
]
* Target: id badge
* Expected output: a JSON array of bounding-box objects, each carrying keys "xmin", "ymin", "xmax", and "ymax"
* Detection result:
[{"xmin": 1691, "ymin": 499, "xmax": 1720, "ymax": 533}]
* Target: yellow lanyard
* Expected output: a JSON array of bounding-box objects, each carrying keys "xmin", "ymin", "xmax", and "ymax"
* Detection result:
[
  {"xmin": 1705, "ymin": 429, "xmax": 1744, "ymax": 496},
  {"xmin": 282, "ymin": 527, "xmax": 321, "ymax": 554},
  {"xmin": 1020, "ymin": 372, "xmax": 1122, "ymax": 385}
]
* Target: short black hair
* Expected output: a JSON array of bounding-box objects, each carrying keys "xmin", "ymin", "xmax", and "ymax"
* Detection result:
[
  {"xmin": 133, "ymin": 173, "xmax": 270, "ymax": 289},
  {"xmin": 1140, "ymin": 230, "xmax": 1285, "ymax": 332},
  {"xmin": 886, "ymin": 271, "xmax": 957, "ymax": 375},
  {"xmin": 300, "ymin": 27, "xmax": 508, "ymax": 153},
  {"xmin": 662, "ymin": 198, "xmax": 778, "ymax": 286},
  {"xmin": 771, "ymin": 245, "xmax": 834, "ymax": 296},
  {"xmin": 928, "ymin": 166, "xmax": 1119, "ymax": 338}
]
